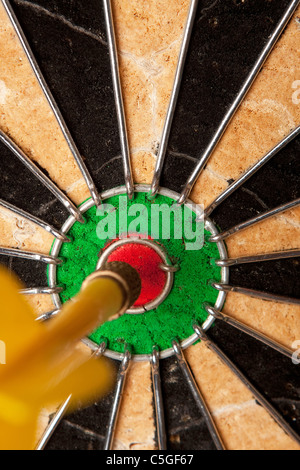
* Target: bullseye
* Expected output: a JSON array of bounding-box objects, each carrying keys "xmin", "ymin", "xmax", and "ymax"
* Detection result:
[
  {"xmin": 106, "ymin": 242, "xmax": 167, "ymax": 307},
  {"xmin": 97, "ymin": 238, "xmax": 176, "ymax": 314}
]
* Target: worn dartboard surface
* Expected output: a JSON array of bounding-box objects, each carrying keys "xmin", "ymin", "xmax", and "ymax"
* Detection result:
[{"xmin": 0, "ymin": 0, "xmax": 299, "ymax": 450}]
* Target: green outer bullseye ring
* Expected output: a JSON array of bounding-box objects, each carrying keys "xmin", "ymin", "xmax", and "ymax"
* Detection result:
[{"xmin": 48, "ymin": 186, "xmax": 228, "ymax": 361}]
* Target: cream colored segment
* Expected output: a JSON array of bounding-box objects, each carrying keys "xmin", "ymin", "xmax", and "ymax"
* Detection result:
[
  {"xmin": 131, "ymin": 150, "xmax": 156, "ymax": 185},
  {"xmin": 191, "ymin": 10, "xmax": 300, "ymax": 209},
  {"xmin": 0, "ymin": 205, "xmax": 54, "ymax": 253},
  {"xmin": 112, "ymin": 1, "xmax": 188, "ymax": 159},
  {"xmin": 113, "ymin": 361, "xmax": 157, "ymax": 450},
  {"xmin": 119, "ymin": 40, "xmax": 182, "ymax": 151},
  {"xmin": 112, "ymin": 0, "xmax": 189, "ymax": 58},
  {"xmin": 24, "ymin": 294, "xmax": 55, "ymax": 319},
  {"xmin": 226, "ymin": 206, "xmax": 300, "ymax": 258},
  {"xmin": 118, "ymin": 54, "xmax": 156, "ymax": 151},
  {"xmin": 151, "ymin": 40, "xmax": 185, "ymax": 142},
  {"xmin": 223, "ymin": 292, "xmax": 300, "ymax": 351},
  {"xmin": 185, "ymin": 342, "xmax": 300, "ymax": 450},
  {"xmin": 0, "ymin": 79, "xmax": 9, "ymax": 105},
  {"xmin": 0, "ymin": 2, "xmax": 89, "ymax": 205},
  {"xmin": 184, "ymin": 167, "xmax": 229, "ymax": 210}
]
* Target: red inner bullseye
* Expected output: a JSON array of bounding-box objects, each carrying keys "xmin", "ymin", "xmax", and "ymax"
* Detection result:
[{"xmin": 107, "ymin": 242, "xmax": 167, "ymax": 307}]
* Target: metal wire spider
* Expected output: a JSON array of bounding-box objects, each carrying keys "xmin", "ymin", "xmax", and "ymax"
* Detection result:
[{"xmin": 0, "ymin": 0, "xmax": 299, "ymax": 450}]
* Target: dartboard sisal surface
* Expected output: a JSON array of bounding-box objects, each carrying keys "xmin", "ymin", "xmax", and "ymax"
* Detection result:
[{"xmin": 0, "ymin": 0, "xmax": 299, "ymax": 450}]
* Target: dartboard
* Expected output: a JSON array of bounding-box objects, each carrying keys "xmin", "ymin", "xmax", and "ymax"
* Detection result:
[{"xmin": 0, "ymin": 0, "xmax": 299, "ymax": 451}]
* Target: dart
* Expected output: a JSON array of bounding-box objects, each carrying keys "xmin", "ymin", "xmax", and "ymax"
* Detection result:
[{"xmin": 0, "ymin": 262, "xmax": 141, "ymax": 450}]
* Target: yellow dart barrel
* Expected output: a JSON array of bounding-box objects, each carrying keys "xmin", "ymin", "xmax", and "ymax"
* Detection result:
[
  {"xmin": 1, "ymin": 262, "xmax": 142, "ymax": 379},
  {"xmin": 0, "ymin": 262, "xmax": 141, "ymax": 450},
  {"xmin": 47, "ymin": 276, "xmax": 125, "ymax": 347}
]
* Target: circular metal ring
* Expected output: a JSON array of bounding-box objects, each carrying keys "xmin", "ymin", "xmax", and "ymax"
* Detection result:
[
  {"xmin": 97, "ymin": 237, "xmax": 174, "ymax": 314},
  {"xmin": 48, "ymin": 184, "xmax": 229, "ymax": 363}
]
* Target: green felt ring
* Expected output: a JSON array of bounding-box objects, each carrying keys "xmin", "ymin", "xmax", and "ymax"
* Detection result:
[{"xmin": 48, "ymin": 187, "xmax": 227, "ymax": 358}]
